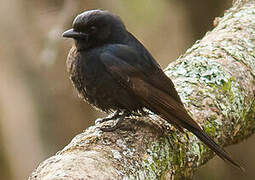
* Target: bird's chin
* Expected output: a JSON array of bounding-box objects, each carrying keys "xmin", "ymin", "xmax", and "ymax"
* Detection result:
[{"xmin": 75, "ymin": 40, "xmax": 90, "ymax": 51}]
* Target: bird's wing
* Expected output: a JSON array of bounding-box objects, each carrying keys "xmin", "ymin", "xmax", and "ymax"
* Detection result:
[
  {"xmin": 99, "ymin": 45, "xmax": 199, "ymax": 131},
  {"xmin": 102, "ymin": 44, "xmax": 183, "ymax": 103}
]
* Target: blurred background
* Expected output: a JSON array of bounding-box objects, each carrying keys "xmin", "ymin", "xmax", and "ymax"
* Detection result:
[{"xmin": 0, "ymin": 0, "xmax": 254, "ymax": 179}]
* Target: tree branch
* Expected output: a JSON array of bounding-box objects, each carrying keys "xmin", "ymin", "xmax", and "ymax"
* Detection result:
[{"xmin": 29, "ymin": 1, "xmax": 255, "ymax": 179}]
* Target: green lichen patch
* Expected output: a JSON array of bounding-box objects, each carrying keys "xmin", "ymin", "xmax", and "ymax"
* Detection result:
[
  {"xmin": 166, "ymin": 45, "xmax": 250, "ymax": 137},
  {"xmin": 140, "ymin": 137, "xmax": 173, "ymax": 179},
  {"xmin": 137, "ymin": 130, "xmax": 206, "ymax": 179}
]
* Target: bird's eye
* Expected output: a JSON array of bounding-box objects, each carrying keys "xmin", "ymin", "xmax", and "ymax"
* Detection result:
[{"xmin": 89, "ymin": 26, "xmax": 97, "ymax": 33}]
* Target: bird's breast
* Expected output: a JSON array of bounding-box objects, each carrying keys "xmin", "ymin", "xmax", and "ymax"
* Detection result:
[
  {"xmin": 66, "ymin": 45, "xmax": 78, "ymax": 75},
  {"xmin": 66, "ymin": 47, "xmax": 114, "ymax": 109},
  {"xmin": 66, "ymin": 46, "xmax": 143, "ymax": 112}
]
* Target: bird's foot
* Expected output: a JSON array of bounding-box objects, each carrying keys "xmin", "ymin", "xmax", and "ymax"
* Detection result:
[
  {"xmin": 96, "ymin": 110, "xmax": 122, "ymax": 124},
  {"xmin": 100, "ymin": 111, "xmax": 130, "ymax": 132},
  {"xmin": 133, "ymin": 109, "xmax": 149, "ymax": 117}
]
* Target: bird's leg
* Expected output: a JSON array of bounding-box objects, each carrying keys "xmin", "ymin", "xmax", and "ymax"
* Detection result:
[
  {"xmin": 98, "ymin": 110, "xmax": 122, "ymax": 124},
  {"xmin": 137, "ymin": 108, "xmax": 150, "ymax": 117},
  {"xmin": 100, "ymin": 111, "xmax": 131, "ymax": 132}
]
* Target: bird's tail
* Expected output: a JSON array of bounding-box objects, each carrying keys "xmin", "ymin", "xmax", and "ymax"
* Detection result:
[
  {"xmin": 136, "ymin": 81, "xmax": 244, "ymax": 171},
  {"xmin": 182, "ymin": 121, "xmax": 245, "ymax": 171}
]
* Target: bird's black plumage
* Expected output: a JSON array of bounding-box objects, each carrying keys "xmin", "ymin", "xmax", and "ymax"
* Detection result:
[{"xmin": 63, "ymin": 10, "xmax": 243, "ymax": 170}]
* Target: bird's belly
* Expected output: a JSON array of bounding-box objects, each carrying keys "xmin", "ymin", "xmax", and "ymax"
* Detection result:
[
  {"xmin": 82, "ymin": 76, "xmax": 142, "ymax": 112},
  {"xmin": 89, "ymin": 74, "xmax": 144, "ymax": 111}
]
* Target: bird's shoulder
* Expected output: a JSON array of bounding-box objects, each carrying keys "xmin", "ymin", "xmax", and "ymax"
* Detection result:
[
  {"xmin": 100, "ymin": 44, "xmax": 140, "ymax": 59},
  {"xmin": 98, "ymin": 43, "xmax": 160, "ymax": 74}
]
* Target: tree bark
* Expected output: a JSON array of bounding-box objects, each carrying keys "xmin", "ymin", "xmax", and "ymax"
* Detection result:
[{"xmin": 29, "ymin": 0, "xmax": 255, "ymax": 179}]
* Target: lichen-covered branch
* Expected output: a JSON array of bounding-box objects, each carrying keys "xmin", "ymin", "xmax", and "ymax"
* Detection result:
[{"xmin": 29, "ymin": 1, "xmax": 255, "ymax": 179}]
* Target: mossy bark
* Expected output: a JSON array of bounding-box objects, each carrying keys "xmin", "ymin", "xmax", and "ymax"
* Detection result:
[{"xmin": 29, "ymin": 0, "xmax": 255, "ymax": 179}]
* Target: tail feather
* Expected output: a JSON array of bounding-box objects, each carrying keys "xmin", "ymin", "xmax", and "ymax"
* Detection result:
[{"xmin": 184, "ymin": 122, "xmax": 245, "ymax": 171}]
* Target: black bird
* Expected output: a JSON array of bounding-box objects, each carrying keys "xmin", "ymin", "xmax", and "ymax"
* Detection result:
[{"xmin": 63, "ymin": 10, "xmax": 243, "ymax": 170}]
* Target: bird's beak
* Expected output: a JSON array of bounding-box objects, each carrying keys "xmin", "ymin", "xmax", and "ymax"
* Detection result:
[{"xmin": 62, "ymin": 28, "xmax": 88, "ymax": 40}]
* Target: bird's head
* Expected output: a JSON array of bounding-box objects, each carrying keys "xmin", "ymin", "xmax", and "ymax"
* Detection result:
[{"xmin": 62, "ymin": 10, "xmax": 126, "ymax": 51}]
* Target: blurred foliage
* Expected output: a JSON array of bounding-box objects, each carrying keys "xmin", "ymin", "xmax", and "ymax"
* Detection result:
[{"xmin": 0, "ymin": 0, "xmax": 254, "ymax": 179}]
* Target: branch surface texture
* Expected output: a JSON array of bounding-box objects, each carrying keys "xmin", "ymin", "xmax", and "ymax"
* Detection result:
[{"xmin": 29, "ymin": 0, "xmax": 255, "ymax": 179}]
